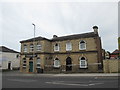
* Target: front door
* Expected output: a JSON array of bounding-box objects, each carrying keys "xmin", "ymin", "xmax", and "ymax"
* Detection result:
[
  {"xmin": 66, "ymin": 57, "xmax": 72, "ymax": 71},
  {"xmin": 8, "ymin": 62, "xmax": 11, "ymax": 70},
  {"xmin": 29, "ymin": 62, "xmax": 33, "ymax": 72}
]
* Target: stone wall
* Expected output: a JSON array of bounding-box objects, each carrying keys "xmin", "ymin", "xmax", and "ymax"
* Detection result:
[{"xmin": 103, "ymin": 59, "xmax": 120, "ymax": 73}]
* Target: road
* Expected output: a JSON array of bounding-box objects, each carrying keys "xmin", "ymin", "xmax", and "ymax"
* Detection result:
[{"xmin": 1, "ymin": 71, "xmax": 119, "ymax": 88}]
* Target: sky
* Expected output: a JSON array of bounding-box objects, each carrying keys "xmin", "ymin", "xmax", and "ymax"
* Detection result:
[{"xmin": 0, "ymin": 0, "xmax": 119, "ymax": 53}]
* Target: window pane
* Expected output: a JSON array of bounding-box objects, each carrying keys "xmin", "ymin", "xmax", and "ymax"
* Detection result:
[
  {"xmin": 54, "ymin": 43, "xmax": 59, "ymax": 51},
  {"xmin": 81, "ymin": 61, "xmax": 85, "ymax": 66},
  {"xmin": 80, "ymin": 41, "xmax": 86, "ymax": 50},
  {"xmin": 23, "ymin": 61, "xmax": 26, "ymax": 63},
  {"xmin": 30, "ymin": 44, "xmax": 34, "ymax": 51},
  {"xmin": 37, "ymin": 44, "xmax": 42, "ymax": 51},
  {"xmin": 37, "ymin": 64, "xmax": 40, "ymax": 67},
  {"xmin": 66, "ymin": 42, "xmax": 72, "ymax": 51},
  {"xmin": 37, "ymin": 58, "xmax": 40, "ymax": 64},
  {"xmin": 54, "ymin": 59, "xmax": 60, "ymax": 67},
  {"xmin": 81, "ymin": 57, "xmax": 85, "ymax": 60},
  {"xmin": 23, "ymin": 58, "xmax": 26, "ymax": 64},
  {"xmin": 55, "ymin": 60, "xmax": 59, "ymax": 66},
  {"xmin": 23, "ymin": 64, "xmax": 26, "ymax": 66},
  {"xmin": 80, "ymin": 57, "xmax": 87, "ymax": 68},
  {"xmin": 23, "ymin": 45, "xmax": 27, "ymax": 52}
]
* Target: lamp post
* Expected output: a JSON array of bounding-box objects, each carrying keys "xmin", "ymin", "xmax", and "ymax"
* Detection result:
[
  {"xmin": 32, "ymin": 23, "xmax": 35, "ymax": 72},
  {"xmin": 32, "ymin": 23, "xmax": 35, "ymax": 39}
]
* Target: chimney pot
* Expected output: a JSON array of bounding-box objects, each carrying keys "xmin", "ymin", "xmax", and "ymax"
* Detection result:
[
  {"xmin": 53, "ymin": 35, "xmax": 58, "ymax": 38},
  {"xmin": 93, "ymin": 26, "xmax": 98, "ymax": 34}
]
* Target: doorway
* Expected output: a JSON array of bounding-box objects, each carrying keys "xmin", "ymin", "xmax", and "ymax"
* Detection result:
[
  {"xmin": 66, "ymin": 57, "xmax": 72, "ymax": 71},
  {"xmin": 29, "ymin": 62, "xmax": 33, "ymax": 72},
  {"xmin": 8, "ymin": 62, "xmax": 11, "ymax": 70}
]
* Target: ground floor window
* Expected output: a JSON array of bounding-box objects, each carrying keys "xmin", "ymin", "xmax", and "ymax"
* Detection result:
[
  {"xmin": 54, "ymin": 58, "xmax": 60, "ymax": 68},
  {"xmin": 23, "ymin": 58, "xmax": 26, "ymax": 68},
  {"xmin": 80, "ymin": 57, "xmax": 87, "ymax": 68},
  {"xmin": 36, "ymin": 58, "xmax": 41, "ymax": 68}
]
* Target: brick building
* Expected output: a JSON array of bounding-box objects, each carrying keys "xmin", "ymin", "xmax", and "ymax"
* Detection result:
[
  {"xmin": 110, "ymin": 49, "xmax": 120, "ymax": 59},
  {"xmin": 20, "ymin": 26, "xmax": 102, "ymax": 73}
]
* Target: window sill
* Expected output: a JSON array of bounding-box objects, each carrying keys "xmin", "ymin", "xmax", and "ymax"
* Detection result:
[
  {"xmin": 36, "ymin": 67, "xmax": 41, "ymax": 69},
  {"xmin": 53, "ymin": 66, "xmax": 60, "ymax": 69},
  {"xmin": 79, "ymin": 49, "xmax": 86, "ymax": 51},
  {"xmin": 66, "ymin": 51, "xmax": 72, "ymax": 52},
  {"xmin": 23, "ymin": 52, "xmax": 28, "ymax": 53},
  {"xmin": 36, "ymin": 50, "xmax": 42, "ymax": 52},
  {"xmin": 54, "ymin": 50, "xmax": 60, "ymax": 52},
  {"xmin": 79, "ymin": 67, "xmax": 88, "ymax": 69}
]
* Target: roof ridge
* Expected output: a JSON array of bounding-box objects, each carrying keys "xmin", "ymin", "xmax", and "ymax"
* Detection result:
[
  {"xmin": 20, "ymin": 31, "xmax": 98, "ymax": 43},
  {"xmin": 0, "ymin": 46, "xmax": 19, "ymax": 53},
  {"xmin": 53, "ymin": 32, "xmax": 94, "ymax": 38}
]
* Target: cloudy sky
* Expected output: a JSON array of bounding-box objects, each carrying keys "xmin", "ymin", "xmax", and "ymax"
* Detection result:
[{"xmin": 0, "ymin": 0, "xmax": 119, "ymax": 52}]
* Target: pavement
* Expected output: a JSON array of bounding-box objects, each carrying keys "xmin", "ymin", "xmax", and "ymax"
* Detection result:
[
  {"xmin": 1, "ymin": 70, "xmax": 119, "ymax": 77},
  {"xmin": 54, "ymin": 73, "xmax": 119, "ymax": 77}
]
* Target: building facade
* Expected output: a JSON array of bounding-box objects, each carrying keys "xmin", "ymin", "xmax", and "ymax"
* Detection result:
[
  {"xmin": 118, "ymin": 37, "xmax": 120, "ymax": 59},
  {"xmin": 0, "ymin": 46, "xmax": 20, "ymax": 70},
  {"xmin": 20, "ymin": 26, "xmax": 102, "ymax": 73}
]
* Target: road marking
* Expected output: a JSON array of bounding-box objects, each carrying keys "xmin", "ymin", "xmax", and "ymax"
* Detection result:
[
  {"xmin": 7, "ymin": 79, "xmax": 37, "ymax": 82},
  {"xmin": 46, "ymin": 82, "xmax": 89, "ymax": 86},
  {"xmin": 89, "ymin": 83, "xmax": 103, "ymax": 86},
  {"xmin": 45, "ymin": 81, "xmax": 104, "ymax": 87}
]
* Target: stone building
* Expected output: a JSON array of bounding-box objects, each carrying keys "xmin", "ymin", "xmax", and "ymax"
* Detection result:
[
  {"xmin": 20, "ymin": 26, "xmax": 102, "ymax": 73},
  {"xmin": 118, "ymin": 37, "xmax": 120, "ymax": 59}
]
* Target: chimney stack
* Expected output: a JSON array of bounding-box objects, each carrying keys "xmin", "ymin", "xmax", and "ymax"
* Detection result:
[
  {"xmin": 53, "ymin": 35, "xmax": 58, "ymax": 38},
  {"xmin": 93, "ymin": 26, "xmax": 98, "ymax": 34}
]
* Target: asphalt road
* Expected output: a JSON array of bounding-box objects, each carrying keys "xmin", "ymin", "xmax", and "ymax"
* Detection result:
[{"xmin": 2, "ymin": 72, "xmax": 119, "ymax": 88}]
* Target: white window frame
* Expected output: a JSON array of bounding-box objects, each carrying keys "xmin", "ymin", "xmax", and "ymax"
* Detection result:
[
  {"xmin": 66, "ymin": 42, "xmax": 72, "ymax": 51},
  {"xmin": 23, "ymin": 58, "xmax": 26, "ymax": 68},
  {"xmin": 36, "ymin": 58, "xmax": 41, "ymax": 68},
  {"xmin": 54, "ymin": 58, "xmax": 60, "ymax": 68},
  {"xmin": 54, "ymin": 43, "xmax": 60, "ymax": 51},
  {"xmin": 36, "ymin": 44, "xmax": 42, "ymax": 51},
  {"xmin": 79, "ymin": 40, "xmax": 86, "ymax": 50},
  {"xmin": 30, "ymin": 44, "xmax": 34, "ymax": 52},
  {"xmin": 80, "ymin": 57, "xmax": 87, "ymax": 68},
  {"xmin": 23, "ymin": 45, "xmax": 27, "ymax": 52}
]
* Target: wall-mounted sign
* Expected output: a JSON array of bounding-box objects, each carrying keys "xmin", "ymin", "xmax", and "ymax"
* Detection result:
[{"xmin": 25, "ymin": 55, "xmax": 37, "ymax": 58}]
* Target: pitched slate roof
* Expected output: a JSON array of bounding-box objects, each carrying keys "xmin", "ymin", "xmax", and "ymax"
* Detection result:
[
  {"xmin": 20, "ymin": 32, "xmax": 98, "ymax": 43},
  {"xmin": 111, "ymin": 49, "xmax": 120, "ymax": 54},
  {"xmin": 0, "ymin": 46, "xmax": 19, "ymax": 53},
  {"xmin": 20, "ymin": 36, "xmax": 50, "ymax": 43},
  {"xmin": 51, "ymin": 32, "xmax": 98, "ymax": 41}
]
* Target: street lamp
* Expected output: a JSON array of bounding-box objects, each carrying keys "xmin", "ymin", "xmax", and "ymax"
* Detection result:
[
  {"xmin": 32, "ymin": 23, "xmax": 35, "ymax": 72},
  {"xmin": 32, "ymin": 23, "xmax": 35, "ymax": 39}
]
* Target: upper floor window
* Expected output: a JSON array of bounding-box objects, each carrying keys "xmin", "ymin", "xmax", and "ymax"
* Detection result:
[
  {"xmin": 30, "ymin": 44, "xmax": 34, "ymax": 52},
  {"xmin": 66, "ymin": 42, "xmax": 72, "ymax": 51},
  {"xmin": 80, "ymin": 57, "xmax": 87, "ymax": 68},
  {"xmin": 54, "ymin": 43, "xmax": 59, "ymax": 51},
  {"xmin": 79, "ymin": 40, "xmax": 86, "ymax": 50},
  {"xmin": 36, "ymin": 57, "xmax": 41, "ymax": 68},
  {"xmin": 23, "ymin": 45, "xmax": 27, "ymax": 52},
  {"xmin": 36, "ymin": 44, "xmax": 42, "ymax": 51},
  {"xmin": 54, "ymin": 58, "xmax": 60, "ymax": 68}
]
